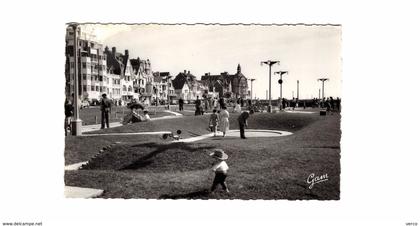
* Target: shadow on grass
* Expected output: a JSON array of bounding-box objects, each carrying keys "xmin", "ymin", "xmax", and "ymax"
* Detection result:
[
  {"xmin": 121, "ymin": 142, "xmax": 216, "ymax": 170},
  {"xmin": 159, "ymin": 189, "xmax": 211, "ymax": 199}
]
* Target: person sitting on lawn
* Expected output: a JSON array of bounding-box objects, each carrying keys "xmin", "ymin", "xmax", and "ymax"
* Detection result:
[
  {"xmin": 209, "ymin": 109, "xmax": 219, "ymax": 136},
  {"xmin": 143, "ymin": 110, "xmax": 151, "ymax": 122},
  {"xmin": 209, "ymin": 149, "xmax": 230, "ymax": 193}
]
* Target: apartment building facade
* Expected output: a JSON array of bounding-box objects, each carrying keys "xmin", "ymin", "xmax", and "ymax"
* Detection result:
[{"xmin": 65, "ymin": 26, "xmax": 108, "ymax": 102}]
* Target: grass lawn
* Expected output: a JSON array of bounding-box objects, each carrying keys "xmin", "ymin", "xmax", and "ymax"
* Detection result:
[{"xmin": 65, "ymin": 111, "xmax": 341, "ymax": 200}]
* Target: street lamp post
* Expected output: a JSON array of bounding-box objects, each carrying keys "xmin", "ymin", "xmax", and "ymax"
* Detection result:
[
  {"xmin": 70, "ymin": 23, "xmax": 82, "ymax": 136},
  {"xmin": 318, "ymin": 78, "xmax": 329, "ymax": 107},
  {"xmin": 167, "ymin": 75, "xmax": 172, "ymax": 110},
  {"xmin": 248, "ymin": 78, "xmax": 256, "ymax": 103},
  {"xmin": 261, "ymin": 60, "xmax": 280, "ymax": 112},
  {"xmin": 153, "ymin": 86, "xmax": 158, "ymax": 115},
  {"xmin": 274, "ymin": 71, "xmax": 288, "ymax": 110}
]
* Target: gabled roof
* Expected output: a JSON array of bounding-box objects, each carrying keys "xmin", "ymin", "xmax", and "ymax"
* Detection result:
[
  {"xmin": 122, "ymin": 53, "xmax": 131, "ymax": 76},
  {"xmin": 104, "ymin": 48, "xmax": 123, "ymax": 75},
  {"xmin": 172, "ymin": 71, "xmax": 197, "ymax": 90},
  {"xmin": 130, "ymin": 58, "xmax": 140, "ymax": 74}
]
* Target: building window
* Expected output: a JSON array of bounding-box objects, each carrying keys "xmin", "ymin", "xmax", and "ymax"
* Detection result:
[
  {"xmin": 91, "ymin": 85, "xmax": 94, "ymax": 91},
  {"xmin": 96, "ymin": 86, "xmax": 99, "ymax": 91},
  {"xmin": 82, "ymin": 74, "xmax": 86, "ymax": 80},
  {"xmin": 128, "ymin": 86, "xmax": 132, "ymax": 92},
  {"xmin": 82, "ymin": 62, "xmax": 86, "ymax": 68},
  {"xmin": 83, "ymin": 85, "xmax": 87, "ymax": 92},
  {"xmin": 123, "ymin": 85, "xmax": 127, "ymax": 92},
  {"xmin": 99, "ymin": 76, "xmax": 103, "ymax": 82}
]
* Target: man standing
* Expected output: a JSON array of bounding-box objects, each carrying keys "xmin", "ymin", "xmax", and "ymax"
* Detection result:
[
  {"xmin": 64, "ymin": 97, "xmax": 73, "ymax": 136},
  {"xmin": 100, "ymin": 93, "xmax": 112, "ymax": 129},
  {"xmin": 218, "ymin": 97, "xmax": 225, "ymax": 110},
  {"xmin": 237, "ymin": 110, "xmax": 254, "ymax": 139},
  {"xmin": 195, "ymin": 96, "xmax": 202, "ymax": 116},
  {"xmin": 179, "ymin": 97, "xmax": 184, "ymax": 111}
]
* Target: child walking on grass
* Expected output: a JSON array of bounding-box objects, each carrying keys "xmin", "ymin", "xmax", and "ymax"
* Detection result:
[
  {"xmin": 209, "ymin": 109, "xmax": 219, "ymax": 136},
  {"xmin": 209, "ymin": 149, "xmax": 230, "ymax": 193}
]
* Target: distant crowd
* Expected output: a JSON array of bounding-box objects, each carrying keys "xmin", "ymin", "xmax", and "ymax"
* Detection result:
[{"xmin": 65, "ymin": 93, "xmax": 341, "ymax": 136}]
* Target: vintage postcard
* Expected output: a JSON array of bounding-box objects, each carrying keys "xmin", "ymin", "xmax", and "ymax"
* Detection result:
[{"xmin": 64, "ymin": 23, "xmax": 341, "ymax": 200}]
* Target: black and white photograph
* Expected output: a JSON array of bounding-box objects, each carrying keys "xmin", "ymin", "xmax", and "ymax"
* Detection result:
[
  {"xmin": 64, "ymin": 24, "xmax": 342, "ymax": 200},
  {"xmin": 1, "ymin": 1, "xmax": 419, "ymax": 225}
]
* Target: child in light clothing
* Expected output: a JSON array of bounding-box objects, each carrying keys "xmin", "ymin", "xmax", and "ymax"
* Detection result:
[
  {"xmin": 143, "ymin": 110, "xmax": 151, "ymax": 121},
  {"xmin": 209, "ymin": 149, "xmax": 230, "ymax": 193},
  {"xmin": 209, "ymin": 109, "xmax": 219, "ymax": 136}
]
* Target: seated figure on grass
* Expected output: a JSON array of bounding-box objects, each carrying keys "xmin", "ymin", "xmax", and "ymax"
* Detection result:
[{"xmin": 122, "ymin": 99, "xmax": 146, "ymax": 125}]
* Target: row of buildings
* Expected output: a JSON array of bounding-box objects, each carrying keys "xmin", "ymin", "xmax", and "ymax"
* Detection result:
[{"xmin": 65, "ymin": 26, "xmax": 250, "ymax": 105}]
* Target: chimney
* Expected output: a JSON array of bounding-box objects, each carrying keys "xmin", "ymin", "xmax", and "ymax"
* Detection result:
[
  {"xmin": 111, "ymin": 47, "xmax": 116, "ymax": 57},
  {"xmin": 125, "ymin": 49, "xmax": 129, "ymax": 57},
  {"xmin": 187, "ymin": 70, "xmax": 190, "ymax": 74},
  {"xmin": 184, "ymin": 70, "xmax": 187, "ymax": 74},
  {"xmin": 105, "ymin": 46, "xmax": 109, "ymax": 52}
]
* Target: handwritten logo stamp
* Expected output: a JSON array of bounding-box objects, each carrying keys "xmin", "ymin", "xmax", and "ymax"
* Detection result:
[{"xmin": 307, "ymin": 173, "xmax": 328, "ymax": 189}]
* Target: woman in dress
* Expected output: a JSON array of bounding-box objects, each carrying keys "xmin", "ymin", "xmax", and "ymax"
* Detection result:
[{"xmin": 219, "ymin": 106, "xmax": 230, "ymax": 137}]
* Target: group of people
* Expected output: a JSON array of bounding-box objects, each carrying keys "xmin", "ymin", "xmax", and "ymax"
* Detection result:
[
  {"xmin": 194, "ymin": 96, "xmax": 225, "ymax": 115},
  {"xmin": 177, "ymin": 96, "xmax": 228, "ymax": 112},
  {"xmin": 65, "ymin": 93, "xmax": 153, "ymax": 135},
  {"xmin": 208, "ymin": 105, "xmax": 254, "ymax": 139},
  {"xmin": 208, "ymin": 106, "xmax": 230, "ymax": 137}
]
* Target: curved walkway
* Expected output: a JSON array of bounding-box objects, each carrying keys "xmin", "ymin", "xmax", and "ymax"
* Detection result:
[
  {"xmin": 81, "ymin": 110, "xmax": 183, "ymax": 133},
  {"xmin": 174, "ymin": 129, "xmax": 293, "ymax": 143}
]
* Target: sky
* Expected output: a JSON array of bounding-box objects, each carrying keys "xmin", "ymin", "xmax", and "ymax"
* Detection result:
[{"xmin": 82, "ymin": 24, "xmax": 342, "ymax": 99}]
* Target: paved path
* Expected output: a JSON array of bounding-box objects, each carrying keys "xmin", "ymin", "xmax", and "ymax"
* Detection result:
[
  {"xmin": 175, "ymin": 129, "xmax": 293, "ymax": 143},
  {"xmin": 65, "ymin": 186, "xmax": 103, "ymax": 198},
  {"xmin": 163, "ymin": 110, "xmax": 183, "ymax": 116},
  {"xmin": 82, "ymin": 131, "xmax": 172, "ymax": 137},
  {"xmin": 82, "ymin": 122, "xmax": 122, "ymax": 133},
  {"xmin": 181, "ymin": 110, "xmax": 212, "ymax": 115},
  {"xmin": 65, "ymin": 161, "xmax": 88, "ymax": 170},
  {"xmin": 284, "ymin": 110, "xmax": 315, "ymax": 114},
  {"xmin": 81, "ymin": 110, "xmax": 183, "ymax": 133}
]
